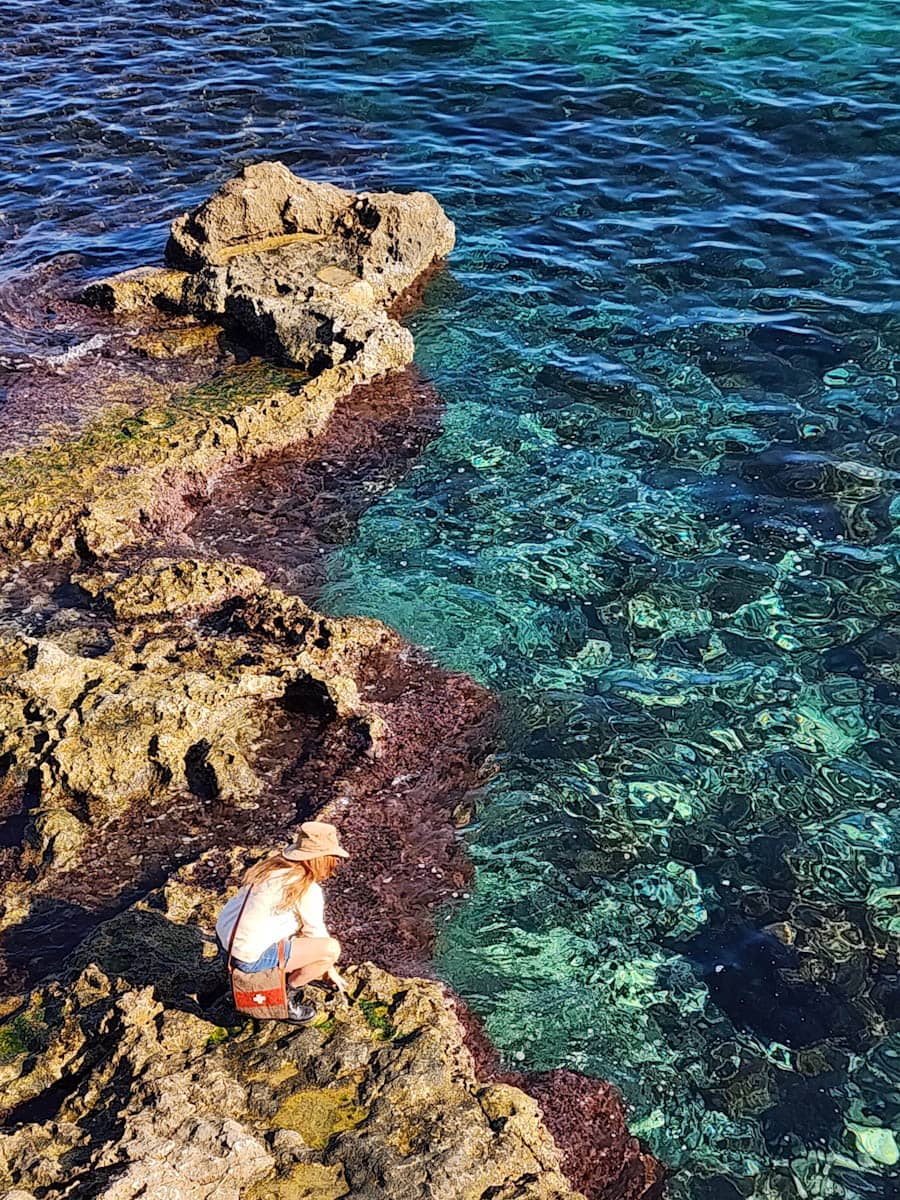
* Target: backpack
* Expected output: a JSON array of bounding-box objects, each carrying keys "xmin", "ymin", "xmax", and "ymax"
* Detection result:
[{"xmin": 226, "ymin": 885, "xmax": 290, "ymax": 1020}]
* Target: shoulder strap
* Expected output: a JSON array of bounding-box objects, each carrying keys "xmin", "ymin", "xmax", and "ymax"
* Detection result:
[{"xmin": 226, "ymin": 884, "xmax": 254, "ymax": 967}]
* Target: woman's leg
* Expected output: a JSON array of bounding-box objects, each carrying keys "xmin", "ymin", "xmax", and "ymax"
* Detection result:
[{"xmin": 286, "ymin": 936, "xmax": 340, "ymax": 988}]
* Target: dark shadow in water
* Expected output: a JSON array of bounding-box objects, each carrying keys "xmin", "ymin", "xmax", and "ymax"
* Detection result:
[{"xmin": 676, "ymin": 919, "xmax": 866, "ymax": 1050}]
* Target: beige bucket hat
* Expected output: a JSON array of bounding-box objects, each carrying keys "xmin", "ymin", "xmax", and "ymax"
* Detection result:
[{"xmin": 283, "ymin": 821, "xmax": 349, "ymax": 862}]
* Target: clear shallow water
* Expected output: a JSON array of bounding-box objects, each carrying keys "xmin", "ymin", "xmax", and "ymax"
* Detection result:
[{"xmin": 4, "ymin": 0, "xmax": 900, "ymax": 1194}]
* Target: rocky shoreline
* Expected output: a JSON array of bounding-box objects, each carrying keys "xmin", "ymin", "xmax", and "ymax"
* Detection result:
[{"xmin": 0, "ymin": 164, "xmax": 661, "ymax": 1200}]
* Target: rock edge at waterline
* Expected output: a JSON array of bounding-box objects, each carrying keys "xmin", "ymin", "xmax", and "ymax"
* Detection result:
[
  {"xmin": 0, "ymin": 165, "xmax": 662, "ymax": 1200},
  {"xmin": 0, "ymin": 162, "xmax": 455, "ymax": 560}
]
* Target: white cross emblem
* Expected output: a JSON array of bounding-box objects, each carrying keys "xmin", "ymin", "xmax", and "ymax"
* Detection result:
[{"xmin": 252, "ymin": 993, "xmax": 267, "ymax": 1005}]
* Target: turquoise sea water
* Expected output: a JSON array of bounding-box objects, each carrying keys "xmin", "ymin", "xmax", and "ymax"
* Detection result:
[{"xmin": 3, "ymin": 1, "xmax": 900, "ymax": 1194}]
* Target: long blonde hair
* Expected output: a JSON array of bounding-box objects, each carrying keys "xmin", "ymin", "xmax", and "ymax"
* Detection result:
[{"xmin": 243, "ymin": 852, "xmax": 340, "ymax": 918}]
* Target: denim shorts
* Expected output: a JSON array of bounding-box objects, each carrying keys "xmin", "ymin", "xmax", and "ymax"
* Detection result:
[{"xmin": 225, "ymin": 937, "xmax": 292, "ymax": 973}]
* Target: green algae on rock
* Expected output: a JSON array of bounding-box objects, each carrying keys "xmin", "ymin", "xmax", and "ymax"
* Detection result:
[
  {"xmin": 0, "ymin": 163, "xmax": 461, "ymax": 559},
  {"xmin": 0, "ymin": 346, "xmax": 408, "ymax": 560}
]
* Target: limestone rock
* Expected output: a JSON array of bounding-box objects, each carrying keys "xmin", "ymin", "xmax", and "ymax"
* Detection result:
[
  {"xmin": 0, "ymin": 633, "xmax": 268, "ymax": 820},
  {"xmin": 128, "ymin": 322, "xmax": 223, "ymax": 358},
  {"xmin": 0, "ymin": 559, "xmax": 389, "ymax": 839},
  {"xmin": 0, "ymin": 959, "xmax": 581, "ymax": 1200},
  {"xmin": 0, "ymin": 353, "xmax": 408, "ymax": 559},
  {"xmin": 166, "ymin": 162, "xmax": 348, "ymax": 269},
  {"xmin": 75, "ymin": 556, "xmax": 268, "ymax": 619},
  {"xmin": 167, "ymin": 162, "xmax": 451, "ymax": 367},
  {"xmin": 22, "ymin": 808, "xmax": 87, "ymax": 872},
  {"xmin": 6, "ymin": 166, "xmax": 449, "ymax": 558},
  {"xmin": 77, "ymin": 266, "xmax": 189, "ymax": 314},
  {"xmin": 223, "ymin": 290, "xmax": 414, "ymax": 375},
  {"xmin": 166, "ymin": 162, "xmax": 455, "ymax": 306}
]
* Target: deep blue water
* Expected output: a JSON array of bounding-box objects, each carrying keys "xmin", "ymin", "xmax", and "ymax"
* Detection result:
[{"xmin": 4, "ymin": 1, "xmax": 900, "ymax": 1194}]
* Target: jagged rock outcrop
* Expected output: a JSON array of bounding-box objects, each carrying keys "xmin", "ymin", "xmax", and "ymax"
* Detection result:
[
  {"xmin": 0, "ymin": 558, "xmax": 389, "ymax": 863},
  {"xmin": 165, "ymin": 161, "xmax": 455, "ymax": 302},
  {"xmin": 0, "ymin": 552, "xmax": 494, "ymax": 1000},
  {"xmin": 80, "ymin": 161, "xmax": 454, "ymax": 371},
  {"xmin": 0, "ymin": 168, "xmax": 664, "ymax": 1200},
  {"xmin": 0, "ymin": 899, "xmax": 581, "ymax": 1200},
  {"xmin": 0, "ymin": 165, "xmax": 453, "ymax": 561},
  {"xmin": 77, "ymin": 266, "xmax": 189, "ymax": 314}
]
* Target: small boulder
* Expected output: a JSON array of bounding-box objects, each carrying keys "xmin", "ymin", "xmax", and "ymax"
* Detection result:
[
  {"xmin": 166, "ymin": 162, "xmax": 348, "ymax": 270},
  {"xmin": 167, "ymin": 161, "xmax": 455, "ymax": 305},
  {"xmin": 77, "ymin": 266, "xmax": 189, "ymax": 314}
]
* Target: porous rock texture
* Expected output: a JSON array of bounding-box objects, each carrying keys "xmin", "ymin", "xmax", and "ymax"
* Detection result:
[
  {"xmin": 0, "ymin": 950, "xmax": 578, "ymax": 1200},
  {"xmin": 165, "ymin": 160, "xmax": 455, "ymax": 303},
  {"xmin": 82, "ymin": 160, "xmax": 454, "ymax": 373},
  {"xmin": 0, "ymin": 558, "xmax": 381, "ymax": 839},
  {"xmin": 0, "ymin": 163, "xmax": 455, "ymax": 561},
  {"xmin": 0, "ymin": 561, "xmax": 587, "ymax": 1200}
]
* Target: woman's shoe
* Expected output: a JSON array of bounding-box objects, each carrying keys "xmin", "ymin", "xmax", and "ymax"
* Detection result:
[{"xmin": 286, "ymin": 987, "xmax": 318, "ymax": 1024}]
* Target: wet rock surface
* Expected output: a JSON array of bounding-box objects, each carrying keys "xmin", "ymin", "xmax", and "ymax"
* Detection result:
[
  {"xmin": 186, "ymin": 366, "xmax": 443, "ymax": 600},
  {"xmin": 0, "ymin": 166, "xmax": 661, "ymax": 1199}
]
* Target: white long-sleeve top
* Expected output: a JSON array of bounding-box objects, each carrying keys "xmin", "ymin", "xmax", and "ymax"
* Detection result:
[{"xmin": 215, "ymin": 871, "xmax": 330, "ymax": 962}]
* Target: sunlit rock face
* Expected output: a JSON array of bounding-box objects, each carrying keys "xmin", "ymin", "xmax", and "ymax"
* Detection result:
[
  {"xmin": 0, "ymin": 164, "xmax": 459, "ymax": 561},
  {"xmin": 84, "ymin": 161, "xmax": 453, "ymax": 372},
  {"xmin": 0, "ymin": 952, "xmax": 581, "ymax": 1200},
  {"xmin": 165, "ymin": 161, "xmax": 455, "ymax": 302}
]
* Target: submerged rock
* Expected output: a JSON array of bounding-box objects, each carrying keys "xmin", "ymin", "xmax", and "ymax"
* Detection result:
[{"xmin": 0, "ymin": 357, "xmax": 410, "ymax": 559}]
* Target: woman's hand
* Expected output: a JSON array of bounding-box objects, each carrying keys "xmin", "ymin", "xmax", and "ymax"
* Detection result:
[{"xmin": 327, "ymin": 966, "xmax": 350, "ymax": 994}]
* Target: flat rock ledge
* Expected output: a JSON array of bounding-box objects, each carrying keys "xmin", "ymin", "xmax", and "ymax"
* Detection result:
[
  {"xmin": 0, "ymin": 949, "xmax": 578, "ymax": 1200},
  {"xmin": 0, "ymin": 162, "xmax": 452, "ymax": 560}
]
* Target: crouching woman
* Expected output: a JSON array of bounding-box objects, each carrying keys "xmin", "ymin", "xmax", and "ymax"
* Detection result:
[{"xmin": 216, "ymin": 821, "xmax": 350, "ymax": 1018}]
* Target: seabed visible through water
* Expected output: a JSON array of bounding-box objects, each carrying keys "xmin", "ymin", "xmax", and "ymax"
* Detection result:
[{"xmin": 4, "ymin": 0, "xmax": 900, "ymax": 1194}]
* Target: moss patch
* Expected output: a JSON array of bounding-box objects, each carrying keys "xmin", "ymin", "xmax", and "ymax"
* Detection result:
[
  {"xmin": 244, "ymin": 1161, "xmax": 348, "ymax": 1200},
  {"xmin": 0, "ymin": 1006, "xmax": 49, "ymax": 1065},
  {"xmin": 0, "ymin": 361, "xmax": 306, "ymax": 556},
  {"xmin": 245, "ymin": 1060, "xmax": 300, "ymax": 1087},
  {"xmin": 271, "ymin": 1083, "xmax": 367, "ymax": 1149},
  {"xmin": 358, "ymin": 998, "xmax": 396, "ymax": 1040}
]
